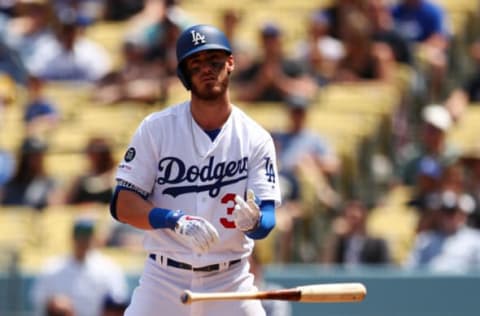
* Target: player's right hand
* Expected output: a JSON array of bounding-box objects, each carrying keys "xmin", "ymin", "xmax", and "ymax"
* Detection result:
[{"xmin": 174, "ymin": 215, "xmax": 219, "ymax": 254}]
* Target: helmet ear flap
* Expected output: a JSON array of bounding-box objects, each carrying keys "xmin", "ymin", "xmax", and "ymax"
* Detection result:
[{"xmin": 177, "ymin": 63, "xmax": 191, "ymax": 90}]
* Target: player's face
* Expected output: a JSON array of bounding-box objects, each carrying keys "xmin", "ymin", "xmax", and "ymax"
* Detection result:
[{"xmin": 185, "ymin": 50, "xmax": 234, "ymax": 100}]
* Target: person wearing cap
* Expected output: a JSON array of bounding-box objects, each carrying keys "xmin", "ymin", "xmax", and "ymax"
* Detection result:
[
  {"xmin": 0, "ymin": 137, "xmax": 59, "ymax": 210},
  {"xmin": 398, "ymin": 104, "xmax": 460, "ymax": 186},
  {"xmin": 23, "ymin": 75, "xmax": 60, "ymax": 137},
  {"xmin": 233, "ymin": 22, "xmax": 317, "ymax": 102},
  {"xmin": 30, "ymin": 217, "xmax": 129, "ymax": 316},
  {"xmin": 406, "ymin": 156, "xmax": 444, "ymax": 232},
  {"xmin": 270, "ymin": 95, "xmax": 340, "ymax": 262},
  {"xmin": 272, "ymin": 95, "xmax": 340, "ymax": 201},
  {"xmin": 405, "ymin": 190, "xmax": 480, "ymax": 272}
]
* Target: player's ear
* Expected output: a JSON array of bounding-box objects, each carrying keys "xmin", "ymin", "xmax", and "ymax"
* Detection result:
[{"xmin": 226, "ymin": 55, "xmax": 235, "ymax": 74}]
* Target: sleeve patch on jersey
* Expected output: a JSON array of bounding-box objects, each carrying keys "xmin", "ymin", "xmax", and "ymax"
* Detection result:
[
  {"xmin": 124, "ymin": 147, "xmax": 136, "ymax": 162},
  {"xmin": 264, "ymin": 157, "xmax": 276, "ymax": 183}
]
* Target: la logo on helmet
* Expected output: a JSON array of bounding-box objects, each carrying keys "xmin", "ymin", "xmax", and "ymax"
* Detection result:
[{"xmin": 191, "ymin": 30, "xmax": 206, "ymax": 46}]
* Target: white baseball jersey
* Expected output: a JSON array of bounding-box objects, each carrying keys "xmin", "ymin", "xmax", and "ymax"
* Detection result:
[{"xmin": 116, "ymin": 101, "xmax": 281, "ymax": 266}]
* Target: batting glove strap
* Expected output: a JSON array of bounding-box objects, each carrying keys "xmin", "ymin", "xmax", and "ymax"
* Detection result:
[{"xmin": 148, "ymin": 208, "xmax": 184, "ymax": 230}]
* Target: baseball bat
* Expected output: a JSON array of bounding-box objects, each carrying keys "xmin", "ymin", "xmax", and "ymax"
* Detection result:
[{"xmin": 181, "ymin": 282, "xmax": 366, "ymax": 304}]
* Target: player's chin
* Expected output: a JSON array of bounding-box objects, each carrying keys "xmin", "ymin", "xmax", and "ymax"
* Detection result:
[{"xmin": 192, "ymin": 80, "xmax": 228, "ymax": 100}]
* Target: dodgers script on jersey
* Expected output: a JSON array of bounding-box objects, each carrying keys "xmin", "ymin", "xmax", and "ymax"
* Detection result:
[{"xmin": 116, "ymin": 102, "xmax": 281, "ymax": 266}]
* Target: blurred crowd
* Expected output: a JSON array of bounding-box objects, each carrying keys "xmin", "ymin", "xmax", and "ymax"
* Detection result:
[{"xmin": 2, "ymin": 0, "xmax": 480, "ymax": 314}]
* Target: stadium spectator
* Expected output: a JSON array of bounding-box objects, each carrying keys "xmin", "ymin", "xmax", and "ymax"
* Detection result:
[
  {"xmin": 460, "ymin": 144, "xmax": 480, "ymax": 229},
  {"xmin": 23, "ymin": 76, "xmax": 60, "ymax": 137},
  {"xmin": 64, "ymin": 136, "xmax": 116, "ymax": 205},
  {"xmin": 0, "ymin": 40, "xmax": 29, "ymax": 85},
  {"xmin": 0, "ymin": 148, "xmax": 14, "ymax": 188},
  {"xmin": 366, "ymin": 0, "xmax": 413, "ymax": 65},
  {"xmin": 405, "ymin": 190, "xmax": 480, "ymax": 272},
  {"xmin": 249, "ymin": 250, "xmax": 292, "ymax": 316},
  {"xmin": 320, "ymin": 0, "xmax": 367, "ymax": 40},
  {"xmin": 333, "ymin": 9, "xmax": 395, "ymax": 83},
  {"xmin": 272, "ymin": 95, "xmax": 340, "ymax": 208},
  {"xmin": 444, "ymin": 44, "xmax": 480, "ymax": 121},
  {"xmin": 220, "ymin": 8, "xmax": 255, "ymax": 76},
  {"xmin": 0, "ymin": 72, "xmax": 16, "ymax": 107},
  {"xmin": 0, "ymin": 137, "xmax": 59, "ymax": 210},
  {"xmin": 294, "ymin": 11, "xmax": 345, "ymax": 86},
  {"xmin": 122, "ymin": 0, "xmax": 191, "ymax": 55},
  {"xmin": 444, "ymin": 77, "xmax": 480, "ymax": 123},
  {"xmin": 0, "ymin": 73, "xmax": 16, "ymax": 190},
  {"xmin": 45, "ymin": 294, "xmax": 75, "ymax": 316},
  {"xmin": 30, "ymin": 9, "xmax": 111, "ymax": 82},
  {"xmin": 1, "ymin": 0, "xmax": 57, "ymax": 75},
  {"xmin": 121, "ymin": 0, "xmax": 168, "ymax": 52},
  {"xmin": 271, "ymin": 96, "xmax": 340, "ymax": 262},
  {"xmin": 233, "ymin": 22, "xmax": 317, "ymax": 102},
  {"xmin": 51, "ymin": 0, "xmax": 105, "ymax": 25},
  {"xmin": 144, "ymin": 15, "xmax": 183, "ymax": 79},
  {"xmin": 391, "ymin": 0, "xmax": 451, "ymax": 101},
  {"xmin": 101, "ymin": 293, "xmax": 129, "ymax": 316},
  {"xmin": 407, "ymin": 158, "xmax": 468, "ymax": 235},
  {"xmin": 92, "ymin": 36, "xmax": 167, "ymax": 104},
  {"xmin": 406, "ymin": 156, "xmax": 444, "ymax": 232},
  {"xmin": 31, "ymin": 217, "xmax": 129, "ymax": 316},
  {"xmin": 398, "ymin": 104, "xmax": 459, "ymax": 186},
  {"xmin": 326, "ymin": 200, "xmax": 391, "ymax": 265},
  {"xmin": 103, "ymin": 0, "xmax": 143, "ymax": 21}
]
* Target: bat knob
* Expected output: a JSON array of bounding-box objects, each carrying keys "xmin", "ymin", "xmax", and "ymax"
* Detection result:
[{"xmin": 180, "ymin": 290, "xmax": 192, "ymax": 304}]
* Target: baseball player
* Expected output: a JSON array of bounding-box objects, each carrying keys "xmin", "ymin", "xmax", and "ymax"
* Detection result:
[{"xmin": 109, "ymin": 24, "xmax": 281, "ymax": 316}]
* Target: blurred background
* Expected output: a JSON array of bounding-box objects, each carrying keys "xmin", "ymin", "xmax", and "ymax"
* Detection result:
[{"xmin": 1, "ymin": 0, "xmax": 480, "ymax": 315}]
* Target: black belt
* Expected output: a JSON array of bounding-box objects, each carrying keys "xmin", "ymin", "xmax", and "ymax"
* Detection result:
[{"xmin": 149, "ymin": 254, "xmax": 241, "ymax": 272}]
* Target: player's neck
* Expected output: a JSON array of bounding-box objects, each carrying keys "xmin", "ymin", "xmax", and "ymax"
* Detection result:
[{"xmin": 190, "ymin": 97, "xmax": 232, "ymax": 130}]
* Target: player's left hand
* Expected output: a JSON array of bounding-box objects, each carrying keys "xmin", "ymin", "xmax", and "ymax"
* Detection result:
[{"xmin": 233, "ymin": 189, "xmax": 261, "ymax": 232}]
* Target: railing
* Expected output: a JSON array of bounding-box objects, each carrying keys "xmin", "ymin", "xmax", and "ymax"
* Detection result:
[{"xmin": 2, "ymin": 263, "xmax": 480, "ymax": 316}]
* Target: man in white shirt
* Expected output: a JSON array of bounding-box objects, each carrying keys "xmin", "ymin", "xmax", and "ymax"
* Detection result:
[
  {"xmin": 29, "ymin": 13, "xmax": 111, "ymax": 82},
  {"xmin": 406, "ymin": 190, "xmax": 480, "ymax": 272},
  {"xmin": 31, "ymin": 217, "xmax": 129, "ymax": 316}
]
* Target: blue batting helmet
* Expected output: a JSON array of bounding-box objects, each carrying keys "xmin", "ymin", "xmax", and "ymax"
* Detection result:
[{"xmin": 176, "ymin": 24, "xmax": 232, "ymax": 90}]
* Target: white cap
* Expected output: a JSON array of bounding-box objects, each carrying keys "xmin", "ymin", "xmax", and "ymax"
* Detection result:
[{"xmin": 422, "ymin": 104, "xmax": 452, "ymax": 131}]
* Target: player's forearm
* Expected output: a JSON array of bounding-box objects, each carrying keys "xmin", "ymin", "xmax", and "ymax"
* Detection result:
[
  {"xmin": 111, "ymin": 188, "xmax": 184, "ymax": 231},
  {"xmin": 114, "ymin": 189, "xmax": 155, "ymax": 229}
]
